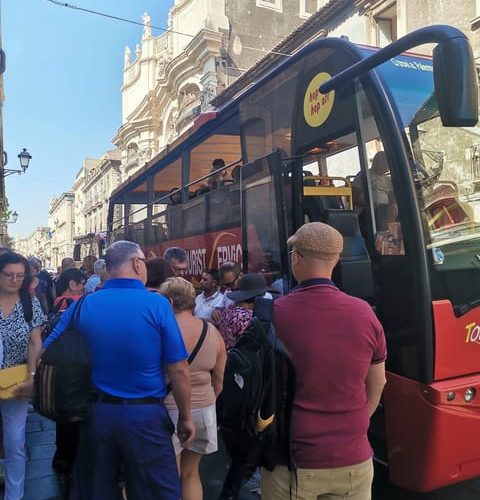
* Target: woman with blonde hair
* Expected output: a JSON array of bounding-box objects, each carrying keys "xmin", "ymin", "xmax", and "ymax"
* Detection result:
[{"xmin": 160, "ymin": 277, "xmax": 226, "ymax": 500}]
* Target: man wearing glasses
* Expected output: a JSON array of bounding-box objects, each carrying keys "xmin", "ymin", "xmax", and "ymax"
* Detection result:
[
  {"xmin": 43, "ymin": 241, "xmax": 194, "ymax": 499},
  {"xmin": 262, "ymin": 223, "xmax": 387, "ymax": 500},
  {"xmin": 211, "ymin": 261, "xmax": 242, "ymax": 325}
]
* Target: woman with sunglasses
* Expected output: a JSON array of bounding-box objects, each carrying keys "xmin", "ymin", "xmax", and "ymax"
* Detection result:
[{"xmin": 0, "ymin": 252, "xmax": 44, "ymax": 500}]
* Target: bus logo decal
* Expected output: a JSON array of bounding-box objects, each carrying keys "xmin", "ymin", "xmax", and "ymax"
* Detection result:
[
  {"xmin": 465, "ymin": 322, "xmax": 480, "ymax": 345},
  {"xmin": 303, "ymin": 72, "xmax": 335, "ymax": 128}
]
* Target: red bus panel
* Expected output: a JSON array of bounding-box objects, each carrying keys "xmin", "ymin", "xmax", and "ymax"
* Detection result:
[
  {"xmin": 384, "ymin": 372, "xmax": 480, "ymax": 491},
  {"xmin": 433, "ymin": 300, "xmax": 480, "ymax": 381}
]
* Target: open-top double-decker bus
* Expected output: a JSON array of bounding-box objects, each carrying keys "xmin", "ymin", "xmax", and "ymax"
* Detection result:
[{"xmin": 108, "ymin": 26, "xmax": 479, "ymax": 492}]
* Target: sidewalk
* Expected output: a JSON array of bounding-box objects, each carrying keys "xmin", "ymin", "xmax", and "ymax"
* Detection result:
[
  {"xmin": 22, "ymin": 412, "xmax": 63, "ymax": 500},
  {"xmin": 0, "ymin": 412, "xmax": 62, "ymax": 500},
  {"xmin": 0, "ymin": 412, "xmax": 259, "ymax": 500}
]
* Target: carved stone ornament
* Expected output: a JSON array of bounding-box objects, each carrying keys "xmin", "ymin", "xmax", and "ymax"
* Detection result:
[{"xmin": 200, "ymin": 84, "xmax": 218, "ymax": 111}]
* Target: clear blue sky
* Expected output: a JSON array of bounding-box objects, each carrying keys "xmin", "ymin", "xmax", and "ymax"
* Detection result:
[{"xmin": 3, "ymin": 0, "xmax": 174, "ymax": 237}]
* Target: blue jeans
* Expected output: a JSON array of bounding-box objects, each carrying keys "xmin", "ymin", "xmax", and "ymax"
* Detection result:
[
  {"xmin": 0, "ymin": 398, "xmax": 29, "ymax": 500},
  {"xmin": 71, "ymin": 402, "xmax": 179, "ymax": 500}
]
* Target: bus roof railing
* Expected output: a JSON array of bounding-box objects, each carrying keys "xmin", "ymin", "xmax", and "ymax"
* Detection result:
[{"xmin": 110, "ymin": 158, "xmax": 243, "ymax": 229}]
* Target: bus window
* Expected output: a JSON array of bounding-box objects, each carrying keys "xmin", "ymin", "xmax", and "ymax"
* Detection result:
[
  {"xmin": 363, "ymin": 145, "xmax": 403, "ymax": 256},
  {"xmin": 127, "ymin": 203, "xmax": 148, "ymax": 247},
  {"xmin": 241, "ymin": 152, "xmax": 285, "ymax": 287},
  {"xmin": 152, "ymin": 158, "xmax": 182, "ymax": 241},
  {"xmin": 185, "ymin": 159, "xmax": 241, "ymax": 237}
]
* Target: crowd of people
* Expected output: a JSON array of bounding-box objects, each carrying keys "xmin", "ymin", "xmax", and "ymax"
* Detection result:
[{"xmin": 0, "ymin": 221, "xmax": 386, "ymax": 500}]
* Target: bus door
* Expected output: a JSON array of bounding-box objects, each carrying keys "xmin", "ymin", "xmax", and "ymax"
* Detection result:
[{"xmin": 239, "ymin": 150, "xmax": 289, "ymax": 292}]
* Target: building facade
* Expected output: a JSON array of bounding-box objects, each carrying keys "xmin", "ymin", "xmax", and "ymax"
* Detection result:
[
  {"xmin": 13, "ymin": 227, "xmax": 51, "ymax": 267},
  {"xmin": 113, "ymin": 0, "xmax": 319, "ymax": 181},
  {"xmin": 48, "ymin": 192, "xmax": 75, "ymax": 268},
  {"xmin": 73, "ymin": 149, "xmax": 122, "ymax": 259}
]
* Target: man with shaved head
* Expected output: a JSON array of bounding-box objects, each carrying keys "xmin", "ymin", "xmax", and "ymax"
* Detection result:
[{"xmin": 262, "ymin": 222, "xmax": 387, "ymax": 500}]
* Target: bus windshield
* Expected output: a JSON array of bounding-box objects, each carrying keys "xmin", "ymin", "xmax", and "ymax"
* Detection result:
[
  {"xmin": 387, "ymin": 55, "xmax": 480, "ymax": 310},
  {"xmin": 409, "ymin": 95, "xmax": 480, "ymax": 250}
]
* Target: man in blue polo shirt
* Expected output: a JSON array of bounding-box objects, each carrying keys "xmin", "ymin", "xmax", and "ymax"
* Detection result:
[{"xmin": 43, "ymin": 240, "xmax": 194, "ymax": 499}]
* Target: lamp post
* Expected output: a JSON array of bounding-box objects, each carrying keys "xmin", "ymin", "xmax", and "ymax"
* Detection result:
[{"xmin": 1, "ymin": 148, "xmax": 32, "ymax": 177}]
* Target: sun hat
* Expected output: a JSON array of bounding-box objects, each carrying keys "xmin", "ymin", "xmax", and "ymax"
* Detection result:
[
  {"xmin": 287, "ymin": 222, "xmax": 343, "ymax": 260},
  {"xmin": 226, "ymin": 273, "xmax": 268, "ymax": 302}
]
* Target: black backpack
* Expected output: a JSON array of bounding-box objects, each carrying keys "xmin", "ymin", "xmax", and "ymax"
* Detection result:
[
  {"xmin": 33, "ymin": 297, "xmax": 92, "ymax": 423},
  {"xmin": 217, "ymin": 298, "xmax": 296, "ymax": 471}
]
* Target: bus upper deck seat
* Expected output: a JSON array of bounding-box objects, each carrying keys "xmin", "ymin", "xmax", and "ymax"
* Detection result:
[
  {"xmin": 304, "ymin": 195, "xmax": 343, "ymax": 222},
  {"xmin": 323, "ymin": 209, "xmax": 375, "ymax": 302}
]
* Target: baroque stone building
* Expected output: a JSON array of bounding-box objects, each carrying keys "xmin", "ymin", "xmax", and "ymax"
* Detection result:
[{"xmin": 113, "ymin": 0, "xmax": 320, "ymax": 180}]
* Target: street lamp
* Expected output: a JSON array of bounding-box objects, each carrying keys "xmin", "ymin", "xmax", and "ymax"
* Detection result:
[
  {"xmin": 1, "ymin": 148, "xmax": 32, "ymax": 177},
  {"xmin": 17, "ymin": 148, "xmax": 32, "ymax": 173}
]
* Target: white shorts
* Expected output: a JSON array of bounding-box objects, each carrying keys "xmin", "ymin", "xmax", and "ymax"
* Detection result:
[{"xmin": 168, "ymin": 404, "xmax": 218, "ymax": 456}]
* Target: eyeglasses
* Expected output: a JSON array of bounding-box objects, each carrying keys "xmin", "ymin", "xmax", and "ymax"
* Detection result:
[
  {"xmin": 289, "ymin": 248, "xmax": 303, "ymax": 258},
  {"xmin": 222, "ymin": 274, "xmax": 240, "ymax": 287},
  {"xmin": 1, "ymin": 272, "xmax": 27, "ymax": 281}
]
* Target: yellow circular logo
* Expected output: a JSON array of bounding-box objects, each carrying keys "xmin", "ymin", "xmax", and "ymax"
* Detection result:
[{"xmin": 303, "ymin": 72, "xmax": 335, "ymax": 128}]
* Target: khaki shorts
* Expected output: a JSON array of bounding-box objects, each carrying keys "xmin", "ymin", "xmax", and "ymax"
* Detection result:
[
  {"xmin": 168, "ymin": 404, "xmax": 218, "ymax": 456},
  {"xmin": 261, "ymin": 458, "xmax": 374, "ymax": 500}
]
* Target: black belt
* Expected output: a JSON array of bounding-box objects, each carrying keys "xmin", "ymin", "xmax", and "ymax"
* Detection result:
[{"xmin": 92, "ymin": 392, "xmax": 163, "ymax": 405}]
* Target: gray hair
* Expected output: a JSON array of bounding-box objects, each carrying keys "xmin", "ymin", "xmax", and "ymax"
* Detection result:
[
  {"xmin": 105, "ymin": 241, "xmax": 143, "ymax": 271},
  {"xmin": 93, "ymin": 258, "xmax": 106, "ymax": 275},
  {"xmin": 163, "ymin": 246, "xmax": 187, "ymax": 263}
]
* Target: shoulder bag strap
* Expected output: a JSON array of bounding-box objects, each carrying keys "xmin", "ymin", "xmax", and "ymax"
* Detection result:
[
  {"xmin": 69, "ymin": 295, "xmax": 86, "ymax": 328},
  {"xmin": 166, "ymin": 320, "xmax": 209, "ymax": 396},
  {"xmin": 187, "ymin": 320, "xmax": 208, "ymax": 364}
]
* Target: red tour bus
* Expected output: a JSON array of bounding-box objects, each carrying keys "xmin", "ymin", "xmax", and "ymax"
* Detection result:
[{"xmin": 108, "ymin": 26, "xmax": 480, "ymax": 492}]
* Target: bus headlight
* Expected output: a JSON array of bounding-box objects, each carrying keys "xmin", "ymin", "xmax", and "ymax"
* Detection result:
[
  {"xmin": 447, "ymin": 391, "xmax": 455, "ymax": 401},
  {"xmin": 464, "ymin": 388, "xmax": 476, "ymax": 402}
]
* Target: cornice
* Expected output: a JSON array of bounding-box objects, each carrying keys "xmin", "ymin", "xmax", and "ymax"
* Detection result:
[
  {"xmin": 82, "ymin": 160, "xmax": 121, "ymax": 192},
  {"xmin": 48, "ymin": 192, "xmax": 74, "ymax": 214},
  {"xmin": 170, "ymin": 0, "xmax": 194, "ymax": 16},
  {"xmin": 156, "ymin": 30, "xmax": 222, "ymax": 91},
  {"xmin": 114, "ymin": 116, "xmax": 162, "ymax": 147}
]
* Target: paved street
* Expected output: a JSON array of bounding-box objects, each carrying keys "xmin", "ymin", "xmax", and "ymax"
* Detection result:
[{"xmin": 1, "ymin": 412, "xmax": 480, "ymax": 499}]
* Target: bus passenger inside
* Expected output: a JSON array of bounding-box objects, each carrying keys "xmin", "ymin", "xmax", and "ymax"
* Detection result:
[
  {"xmin": 169, "ymin": 188, "xmax": 182, "ymax": 205},
  {"xmin": 196, "ymin": 158, "xmax": 229, "ymax": 195},
  {"xmin": 352, "ymin": 151, "xmax": 398, "ymax": 231}
]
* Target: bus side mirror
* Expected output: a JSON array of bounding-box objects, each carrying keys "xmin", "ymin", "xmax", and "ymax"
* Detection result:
[{"xmin": 433, "ymin": 37, "xmax": 479, "ymax": 127}]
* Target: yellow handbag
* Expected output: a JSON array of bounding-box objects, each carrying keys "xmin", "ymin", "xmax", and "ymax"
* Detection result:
[{"xmin": 0, "ymin": 364, "xmax": 28, "ymax": 400}]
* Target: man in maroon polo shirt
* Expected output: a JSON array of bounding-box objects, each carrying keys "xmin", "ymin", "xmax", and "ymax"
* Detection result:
[{"xmin": 262, "ymin": 222, "xmax": 386, "ymax": 500}]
